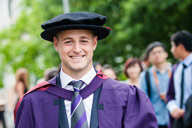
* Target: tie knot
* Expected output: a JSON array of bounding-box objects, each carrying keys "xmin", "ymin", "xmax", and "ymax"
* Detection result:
[
  {"xmin": 183, "ymin": 63, "xmax": 187, "ymax": 69},
  {"xmin": 70, "ymin": 80, "xmax": 84, "ymax": 90}
]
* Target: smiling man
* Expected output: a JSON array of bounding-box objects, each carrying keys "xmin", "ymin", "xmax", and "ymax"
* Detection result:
[
  {"xmin": 14, "ymin": 12, "xmax": 157, "ymax": 128},
  {"xmin": 54, "ymin": 30, "xmax": 97, "ymax": 79}
]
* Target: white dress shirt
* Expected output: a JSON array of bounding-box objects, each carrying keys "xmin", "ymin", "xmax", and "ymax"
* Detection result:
[
  {"xmin": 167, "ymin": 53, "xmax": 192, "ymax": 112},
  {"xmin": 60, "ymin": 66, "xmax": 96, "ymax": 128}
]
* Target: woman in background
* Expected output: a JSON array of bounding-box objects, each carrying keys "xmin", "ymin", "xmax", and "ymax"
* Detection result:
[
  {"xmin": 15, "ymin": 68, "xmax": 29, "ymax": 99},
  {"xmin": 124, "ymin": 58, "xmax": 143, "ymax": 87}
]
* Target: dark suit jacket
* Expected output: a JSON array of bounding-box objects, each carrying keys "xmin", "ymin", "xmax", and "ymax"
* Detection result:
[
  {"xmin": 167, "ymin": 63, "xmax": 192, "ymax": 128},
  {"xmin": 183, "ymin": 95, "xmax": 192, "ymax": 127}
]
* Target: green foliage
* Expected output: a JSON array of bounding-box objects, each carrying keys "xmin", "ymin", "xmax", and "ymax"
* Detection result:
[
  {"xmin": 0, "ymin": 0, "xmax": 192, "ymax": 85},
  {"xmin": 0, "ymin": 0, "xmax": 62, "ymax": 86},
  {"xmin": 70, "ymin": 0, "xmax": 192, "ymax": 75}
]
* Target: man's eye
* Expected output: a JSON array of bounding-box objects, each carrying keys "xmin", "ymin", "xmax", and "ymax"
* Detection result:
[
  {"xmin": 64, "ymin": 41, "xmax": 72, "ymax": 44},
  {"xmin": 81, "ymin": 40, "xmax": 88, "ymax": 43}
]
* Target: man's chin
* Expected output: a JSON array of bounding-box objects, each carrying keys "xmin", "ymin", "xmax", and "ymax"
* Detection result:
[
  {"xmin": 71, "ymin": 66, "xmax": 87, "ymax": 72},
  {"xmin": 174, "ymin": 56, "xmax": 179, "ymax": 59}
]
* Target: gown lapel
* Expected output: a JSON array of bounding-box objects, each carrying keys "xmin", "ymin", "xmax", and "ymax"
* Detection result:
[
  {"xmin": 46, "ymin": 72, "xmax": 107, "ymax": 128},
  {"xmin": 56, "ymin": 74, "xmax": 69, "ymax": 128},
  {"xmin": 90, "ymin": 86, "xmax": 102, "ymax": 128}
]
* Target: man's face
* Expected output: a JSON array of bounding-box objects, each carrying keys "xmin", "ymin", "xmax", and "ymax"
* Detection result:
[
  {"xmin": 171, "ymin": 41, "xmax": 180, "ymax": 59},
  {"xmin": 54, "ymin": 29, "xmax": 97, "ymax": 76},
  {"xmin": 148, "ymin": 46, "xmax": 168, "ymax": 65}
]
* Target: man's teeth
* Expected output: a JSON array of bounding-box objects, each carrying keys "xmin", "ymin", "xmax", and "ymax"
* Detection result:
[{"xmin": 72, "ymin": 56, "xmax": 83, "ymax": 59}]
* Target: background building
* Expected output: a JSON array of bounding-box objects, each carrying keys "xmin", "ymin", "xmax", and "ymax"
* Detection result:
[{"xmin": 0, "ymin": 0, "xmax": 22, "ymax": 31}]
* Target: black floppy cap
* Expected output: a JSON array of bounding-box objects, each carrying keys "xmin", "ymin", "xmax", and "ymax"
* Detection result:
[
  {"xmin": 146, "ymin": 41, "xmax": 167, "ymax": 59},
  {"xmin": 41, "ymin": 12, "xmax": 111, "ymax": 42}
]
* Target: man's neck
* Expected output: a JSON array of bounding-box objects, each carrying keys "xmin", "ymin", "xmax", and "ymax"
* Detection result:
[
  {"xmin": 62, "ymin": 66, "xmax": 92, "ymax": 80},
  {"xmin": 181, "ymin": 51, "xmax": 192, "ymax": 60},
  {"xmin": 154, "ymin": 61, "xmax": 168, "ymax": 73}
]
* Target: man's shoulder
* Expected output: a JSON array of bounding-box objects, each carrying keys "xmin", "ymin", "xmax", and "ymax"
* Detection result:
[
  {"xmin": 138, "ymin": 67, "xmax": 152, "ymax": 80},
  {"xmin": 22, "ymin": 81, "xmax": 52, "ymax": 99},
  {"xmin": 14, "ymin": 81, "xmax": 54, "ymax": 120},
  {"xmin": 172, "ymin": 62, "xmax": 180, "ymax": 73},
  {"xmin": 101, "ymin": 78, "xmax": 149, "ymax": 103},
  {"xmin": 102, "ymin": 78, "xmax": 134, "ymax": 91}
]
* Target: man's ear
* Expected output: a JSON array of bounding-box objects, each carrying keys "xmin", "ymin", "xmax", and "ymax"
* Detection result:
[
  {"xmin": 178, "ymin": 43, "xmax": 185, "ymax": 51},
  {"xmin": 53, "ymin": 36, "xmax": 59, "ymax": 52},
  {"xmin": 93, "ymin": 36, "xmax": 98, "ymax": 51}
]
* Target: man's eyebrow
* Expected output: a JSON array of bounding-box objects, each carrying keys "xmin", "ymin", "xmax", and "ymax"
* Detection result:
[
  {"xmin": 61, "ymin": 37, "xmax": 72, "ymax": 41},
  {"xmin": 80, "ymin": 36, "xmax": 90, "ymax": 40},
  {"xmin": 60, "ymin": 36, "xmax": 91, "ymax": 41}
]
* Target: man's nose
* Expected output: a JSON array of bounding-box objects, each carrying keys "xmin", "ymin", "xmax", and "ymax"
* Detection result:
[{"xmin": 73, "ymin": 42, "xmax": 81, "ymax": 52}]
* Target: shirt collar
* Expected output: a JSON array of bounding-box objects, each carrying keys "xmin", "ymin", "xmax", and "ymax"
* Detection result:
[
  {"xmin": 183, "ymin": 53, "xmax": 192, "ymax": 67},
  {"xmin": 152, "ymin": 63, "xmax": 171, "ymax": 74},
  {"xmin": 60, "ymin": 66, "xmax": 96, "ymax": 89}
]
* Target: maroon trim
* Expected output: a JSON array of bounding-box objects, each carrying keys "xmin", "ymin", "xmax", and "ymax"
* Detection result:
[
  {"xmin": 14, "ymin": 81, "xmax": 51, "ymax": 122},
  {"xmin": 46, "ymin": 71, "xmax": 108, "ymax": 100},
  {"xmin": 14, "ymin": 71, "xmax": 108, "ymax": 122}
]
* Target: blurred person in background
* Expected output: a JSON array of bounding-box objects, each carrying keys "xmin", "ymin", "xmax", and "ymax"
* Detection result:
[
  {"xmin": 124, "ymin": 57, "xmax": 143, "ymax": 87},
  {"xmin": 102, "ymin": 64, "xmax": 117, "ymax": 80},
  {"xmin": 44, "ymin": 67, "xmax": 58, "ymax": 81},
  {"xmin": 93, "ymin": 61, "xmax": 102, "ymax": 72},
  {"xmin": 140, "ymin": 41, "xmax": 171, "ymax": 128},
  {"xmin": 140, "ymin": 53, "xmax": 150, "ymax": 70},
  {"xmin": 0, "ymin": 88, "xmax": 6, "ymax": 128},
  {"xmin": 167, "ymin": 30, "xmax": 192, "ymax": 128},
  {"xmin": 37, "ymin": 67, "xmax": 59, "ymax": 84},
  {"xmin": 15, "ymin": 68, "xmax": 29, "ymax": 100}
]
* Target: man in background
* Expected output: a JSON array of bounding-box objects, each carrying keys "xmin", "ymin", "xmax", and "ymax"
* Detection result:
[
  {"xmin": 140, "ymin": 41, "xmax": 171, "ymax": 128},
  {"xmin": 167, "ymin": 30, "xmax": 192, "ymax": 128}
]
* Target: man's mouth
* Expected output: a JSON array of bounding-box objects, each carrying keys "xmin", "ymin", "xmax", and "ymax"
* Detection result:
[{"xmin": 70, "ymin": 55, "xmax": 85, "ymax": 59}]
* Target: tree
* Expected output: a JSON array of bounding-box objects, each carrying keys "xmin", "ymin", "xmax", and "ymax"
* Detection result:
[
  {"xmin": 0, "ymin": 0, "xmax": 192, "ymax": 86},
  {"xmin": 0, "ymin": 0, "xmax": 63, "ymax": 87}
]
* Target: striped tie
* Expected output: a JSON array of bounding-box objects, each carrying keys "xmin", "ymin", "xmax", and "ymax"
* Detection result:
[{"xmin": 70, "ymin": 80, "xmax": 88, "ymax": 128}]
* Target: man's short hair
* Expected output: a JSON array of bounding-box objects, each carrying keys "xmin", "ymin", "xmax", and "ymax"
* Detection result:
[{"xmin": 171, "ymin": 30, "xmax": 192, "ymax": 52}]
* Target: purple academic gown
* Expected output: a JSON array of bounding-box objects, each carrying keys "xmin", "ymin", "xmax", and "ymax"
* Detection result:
[{"xmin": 15, "ymin": 72, "xmax": 157, "ymax": 128}]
